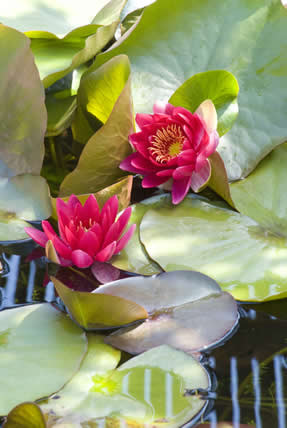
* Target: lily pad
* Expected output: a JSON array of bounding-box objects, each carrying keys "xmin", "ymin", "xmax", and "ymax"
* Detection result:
[
  {"xmin": 111, "ymin": 194, "xmax": 167, "ymax": 275},
  {"xmin": 3, "ymin": 402, "xmax": 46, "ymax": 428},
  {"xmin": 94, "ymin": 0, "xmax": 287, "ymax": 180},
  {"xmin": 95, "ymin": 270, "xmax": 238, "ymax": 354},
  {"xmin": 0, "ymin": 25, "xmax": 46, "ymax": 177},
  {"xmin": 0, "ymin": 303, "xmax": 87, "ymax": 415},
  {"xmin": 41, "ymin": 338, "xmax": 210, "ymax": 427},
  {"xmin": 51, "ymin": 276, "xmax": 148, "ymax": 330},
  {"xmin": 230, "ymin": 143, "xmax": 287, "ymax": 237},
  {"xmin": 0, "ymin": 175, "xmax": 51, "ymax": 221},
  {"xmin": 0, "ymin": 213, "xmax": 31, "ymax": 243},
  {"xmin": 59, "ymin": 77, "xmax": 134, "ymax": 196},
  {"xmin": 139, "ymin": 195, "xmax": 287, "ymax": 302},
  {"xmin": 45, "ymin": 91, "xmax": 77, "ymax": 137}
]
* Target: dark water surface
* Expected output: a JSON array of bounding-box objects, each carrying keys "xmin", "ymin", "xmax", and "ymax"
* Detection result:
[{"xmin": 1, "ymin": 251, "xmax": 287, "ymax": 428}]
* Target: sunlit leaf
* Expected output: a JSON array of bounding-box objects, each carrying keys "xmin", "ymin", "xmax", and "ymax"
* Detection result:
[
  {"xmin": 100, "ymin": 270, "xmax": 238, "ymax": 354},
  {"xmin": 73, "ymin": 55, "xmax": 131, "ymax": 143},
  {"xmin": 0, "ymin": 213, "xmax": 31, "ymax": 243},
  {"xmin": 139, "ymin": 195, "xmax": 287, "ymax": 302},
  {"xmin": 169, "ymin": 70, "xmax": 239, "ymax": 137},
  {"xmin": 51, "ymin": 276, "xmax": 148, "ymax": 330},
  {"xmin": 0, "ymin": 25, "xmax": 46, "ymax": 176},
  {"xmin": 41, "ymin": 339, "xmax": 210, "ymax": 427},
  {"xmin": 28, "ymin": 23, "xmax": 118, "ymax": 88},
  {"xmin": 59, "ymin": 78, "xmax": 134, "ymax": 196},
  {"xmin": 3, "ymin": 402, "xmax": 46, "ymax": 428},
  {"xmin": 94, "ymin": 0, "xmax": 287, "ymax": 180},
  {"xmin": 0, "ymin": 304, "xmax": 87, "ymax": 415},
  {"xmin": 208, "ymin": 151, "xmax": 234, "ymax": 207}
]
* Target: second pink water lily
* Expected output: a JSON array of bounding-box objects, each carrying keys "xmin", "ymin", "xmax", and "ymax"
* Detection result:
[
  {"xmin": 120, "ymin": 100, "xmax": 219, "ymax": 204},
  {"xmin": 25, "ymin": 195, "xmax": 136, "ymax": 268}
]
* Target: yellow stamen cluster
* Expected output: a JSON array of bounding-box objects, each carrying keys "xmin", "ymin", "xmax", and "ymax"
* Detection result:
[{"xmin": 149, "ymin": 124, "xmax": 185, "ymax": 164}]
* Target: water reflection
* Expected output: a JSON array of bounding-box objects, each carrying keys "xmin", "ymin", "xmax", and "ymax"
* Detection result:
[{"xmin": 1, "ymin": 252, "xmax": 287, "ymax": 427}]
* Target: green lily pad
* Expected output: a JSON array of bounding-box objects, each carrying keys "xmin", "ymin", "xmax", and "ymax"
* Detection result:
[
  {"xmin": 0, "ymin": 303, "xmax": 87, "ymax": 415},
  {"xmin": 59, "ymin": 77, "xmax": 134, "ymax": 196},
  {"xmin": 51, "ymin": 276, "xmax": 148, "ymax": 330},
  {"xmin": 230, "ymin": 143, "xmax": 287, "ymax": 237},
  {"xmin": 94, "ymin": 0, "xmax": 287, "ymax": 180},
  {"xmin": 0, "ymin": 213, "xmax": 31, "ymax": 243},
  {"xmin": 139, "ymin": 195, "xmax": 287, "ymax": 302},
  {"xmin": 100, "ymin": 270, "xmax": 238, "ymax": 354},
  {"xmin": 169, "ymin": 70, "xmax": 239, "ymax": 137},
  {"xmin": 0, "ymin": 25, "xmax": 46, "ymax": 177},
  {"xmin": 0, "ymin": 175, "xmax": 51, "ymax": 221},
  {"xmin": 41, "ymin": 338, "xmax": 210, "ymax": 427},
  {"xmin": 3, "ymin": 402, "xmax": 46, "ymax": 428},
  {"xmin": 73, "ymin": 55, "xmax": 131, "ymax": 144},
  {"xmin": 28, "ymin": 23, "xmax": 118, "ymax": 88}
]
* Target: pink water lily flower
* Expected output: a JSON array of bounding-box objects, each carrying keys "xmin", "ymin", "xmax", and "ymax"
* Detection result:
[
  {"xmin": 25, "ymin": 195, "xmax": 136, "ymax": 269},
  {"xmin": 120, "ymin": 100, "xmax": 219, "ymax": 204}
]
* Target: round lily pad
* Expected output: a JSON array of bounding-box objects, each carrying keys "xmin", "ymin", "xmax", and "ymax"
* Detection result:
[
  {"xmin": 96, "ymin": 270, "xmax": 238, "ymax": 354},
  {"xmin": 140, "ymin": 195, "xmax": 287, "ymax": 302},
  {"xmin": 0, "ymin": 303, "xmax": 87, "ymax": 415}
]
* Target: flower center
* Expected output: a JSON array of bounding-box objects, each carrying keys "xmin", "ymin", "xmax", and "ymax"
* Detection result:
[
  {"xmin": 149, "ymin": 124, "xmax": 185, "ymax": 164},
  {"xmin": 74, "ymin": 217, "xmax": 96, "ymax": 232}
]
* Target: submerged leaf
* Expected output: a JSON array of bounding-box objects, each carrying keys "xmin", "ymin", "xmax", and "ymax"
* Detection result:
[
  {"xmin": 41, "ymin": 338, "xmax": 210, "ymax": 427},
  {"xmin": 51, "ymin": 276, "xmax": 148, "ymax": 330},
  {"xmin": 0, "ymin": 304, "xmax": 86, "ymax": 415}
]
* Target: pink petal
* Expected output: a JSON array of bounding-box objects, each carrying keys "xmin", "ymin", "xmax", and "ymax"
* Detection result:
[
  {"xmin": 101, "ymin": 196, "xmax": 118, "ymax": 228},
  {"xmin": 156, "ymin": 169, "xmax": 174, "ymax": 177},
  {"xmin": 190, "ymin": 159, "xmax": 211, "ymax": 193},
  {"xmin": 172, "ymin": 176, "xmax": 192, "ymax": 205},
  {"xmin": 183, "ymin": 119, "xmax": 206, "ymax": 151},
  {"xmin": 201, "ymin": 130, "xmax": 219, "ymax": 158},
  {"xmin": 120, "ymin": 153, "xmax": 145, "ymax": 174},
  {"xmin": 67, "ymin": 194, "xmax": 81, "ymax": 214},
  {"xmin": 24, "ymin": 227, "xmax": 48, "ymax": 247},
  {"xmin": 95, "ymin": 241, "xmax": 117, "ymax": 262},
  {"xmin": 131, "ymin": 155, "xmax": 158, "ymax": 172},
  {"xmin": 115, "ymin": 224, "xmax": 136, "ymax": 253},
  {"xmin": 173, "ymin": 165, "xmax": 195, "ymax": 180},
  {"xmin": 79, "ymin": 230, "xmax": 100, "ymax": 256},
  {"xmin": 195, "ymin": 99, "xmax": 218, "ymax": 133},
  {"xmin": 90, "ymin": 222, "xmax": 103, "ymax": 245},
  {"xmin": 136, "ymin": 113, "xmax": 154, "ymax": 128},
  {"xmin": 142, "ymin": 174, "xmax": 169, "ymax": 188},
  {"xmin": 116, "ymin": 207, "xmax": 132, "ymax": 237},
  {"xmin": 71, "ymin": 249, "xmax": 94, "ymax": 268},
  {"xmin": 42, "ymin": 221, "xmax": 57, "ymax": 241},
  {"xmin": 56, "ymin": 198, "xmax": 69, "ymax": 218},
  {"xmin": 52, "ymin": 235, "xmax": 72, "ymax": 259},
  {"xmin": 102, "ymin": 222, "xmax": 120, "ymax": 248},
  {"xmin": 129, "ymin": 132, "xmax": 151, "ymax": 158},
  {"xmin": 65, "ymin": 226, "xmax": 78, "ymax": 250},
  {"xmin": 57, "ymin": 209, "xmax": 70, "ymax": 242},
  {"xmin": 153, "ymin": 102, "xmax": 175, "ymax": 115},
  {"xmin": 82, "ymin": 195, "xmax": 99, "ymax": 223},
  {"xmin": 177, "ymin": 149, "xmax": 197, "ymax": 166}
]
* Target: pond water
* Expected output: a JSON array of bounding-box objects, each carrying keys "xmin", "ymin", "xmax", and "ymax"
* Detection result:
[{"xmin": 1, "ymin": 250, "xmax": 286, "ymax": 427}]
